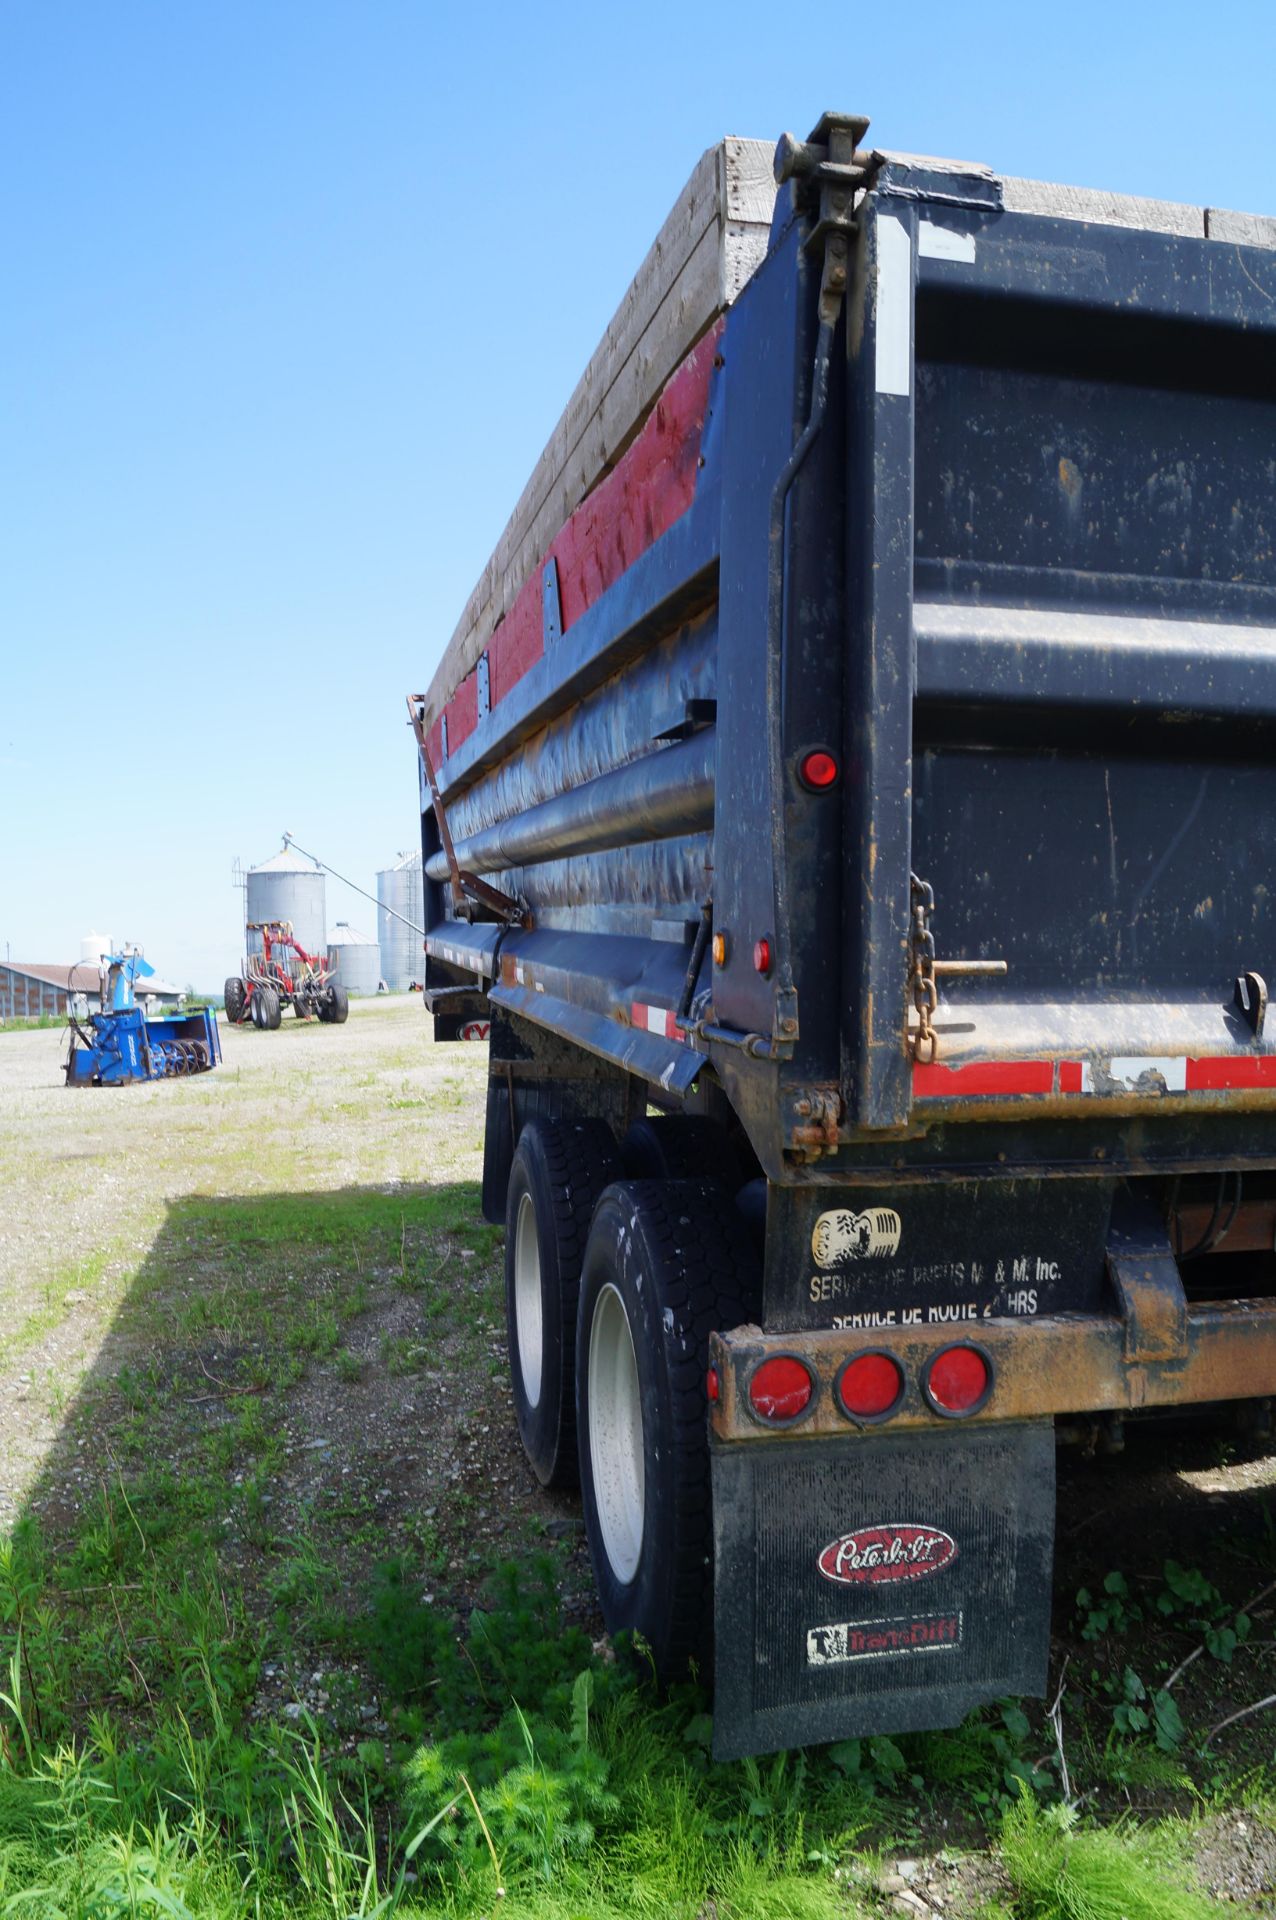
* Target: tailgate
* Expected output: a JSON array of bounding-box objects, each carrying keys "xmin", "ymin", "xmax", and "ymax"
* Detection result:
[{"xmin": 848, "ymin": 169, "xmax": 1276, "ymax": 1129}]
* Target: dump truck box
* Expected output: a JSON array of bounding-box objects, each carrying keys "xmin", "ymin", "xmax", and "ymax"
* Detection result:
[{"xmin": 411, "ymin": 115, "xmax": 1276, "ymax": 1758}]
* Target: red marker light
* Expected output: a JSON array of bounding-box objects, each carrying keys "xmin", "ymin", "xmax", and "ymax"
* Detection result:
[
  {"xmin": 925, "ymin": 1344, "xmax": 992, "ymax": 1416},
  {"xmin": 706, "ymin": 1366, "xmax": 720, "ymax": 1403},
  {"xmin": 837, "ymin": 1351, "xmax": 904, "ymax": 1420},
  {"xmin": 753, "ymin": 937, "xmax": 772, "ymax": 975},
  {"xmin": 748, "ymin": 1356, "xmax": 813, "ymax": 1423},
  {"xmin": 798, "ymin": 749, "xmax": 840, "ymax": 791}
]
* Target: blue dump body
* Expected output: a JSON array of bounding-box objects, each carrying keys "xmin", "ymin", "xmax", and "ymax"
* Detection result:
[{"xmin": 412, "ymin": 118, "xmax": 1276, "ymax": 1756}]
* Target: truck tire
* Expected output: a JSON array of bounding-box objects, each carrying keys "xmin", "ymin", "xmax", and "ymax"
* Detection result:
[
  {"xmin": 224, "ymin": 976, "xmax": 246, "ymax": 1024},
  {"xmin": 327, "ymin": 984, "xmax": 349, "ymax": 1025},
  {"xmin": 576, "ymin": 1179, "xmax": 760, "ymax": 1679},
  {"xmin": 259, "ymin": 986, "xmax": 281, "ymax": 1030},
  {"xmin": 504, "ymin": 1117, "xmax": 620, "ymax": 1488},
  {"xmin": 620, "ymin": 1115, "xmax": 743, "ymax": 1194},
  {"xmin": 294, "ymin": 996, "xmax": 309, "ymax": 1019}
]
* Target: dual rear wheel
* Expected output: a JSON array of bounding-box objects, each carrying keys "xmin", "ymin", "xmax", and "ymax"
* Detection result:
[
  {"xmin": 504, "ymin": 1116, "xmax": 758, "ymax": 1677},
  {"xmin": 250, "ymin": 986, "xmax": 281, "ymax": 1029}
]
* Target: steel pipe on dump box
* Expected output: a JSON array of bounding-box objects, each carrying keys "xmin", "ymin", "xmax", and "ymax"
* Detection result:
[{"xmin": 423, "ymin": 729, "xmax": 716, "ymax": 880}]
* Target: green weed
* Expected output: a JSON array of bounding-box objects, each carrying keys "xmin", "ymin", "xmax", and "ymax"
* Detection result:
[{"xmin": 999, "ymin": 1792, "xmax": 1221, "ymax": 1920}]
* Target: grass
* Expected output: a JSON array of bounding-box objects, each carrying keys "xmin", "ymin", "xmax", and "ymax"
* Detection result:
[
  {"xmin": 0, "ymin": 1013, "xmax": 64, "ymax": 1034},
  {"xmin": 0, "ymin": 1005, "xmax": 1271, "ymax": 1916},
  {"xmin": 998, "ymin": 1794, "xmax": 1226, "ymax": 1920}
]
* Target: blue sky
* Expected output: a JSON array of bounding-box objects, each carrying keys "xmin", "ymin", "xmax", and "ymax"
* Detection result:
[{"xmin": 2, "ymin": 2, "xmax": 1273, "ymax": 990}]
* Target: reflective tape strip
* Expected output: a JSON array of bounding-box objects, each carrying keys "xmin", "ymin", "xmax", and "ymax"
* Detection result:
[
  {"xmin": 914, "ymin": 1054, "xmax": 1276, "ymax": 1099},
  {"xmin": 913, "ymin": 1059, "xmax": 1055, "ymax": 1098},
  {"xmin": 1187, "ymin": 1054, "xmax": 1276, "ymax": 1090},
  {"xmin": 631, "ymin": 1002, "xmax": 686, "ymax": 1042}
]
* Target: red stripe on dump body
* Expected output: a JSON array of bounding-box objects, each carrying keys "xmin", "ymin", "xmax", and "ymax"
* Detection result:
[
  {"xmin": 913, "ymin": 1055, "xmax": 1276, "ymax": 1099},
  {"xmin": 1187, "ymin": 1054, "xmax": 1276, "ymax": 1090},
  {"xmin": 912, "ymin": 1059, "xmax": 1056, "ymax": 1098},
  {"xmin": 430, "ymin": 322, "xmax": 723, "ymax": 768}
]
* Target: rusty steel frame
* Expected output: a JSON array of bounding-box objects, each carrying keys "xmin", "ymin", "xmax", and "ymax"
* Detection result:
[{"xmin": 708, "ymin": 1297, "xmax": 1276, "ymax": 1443}]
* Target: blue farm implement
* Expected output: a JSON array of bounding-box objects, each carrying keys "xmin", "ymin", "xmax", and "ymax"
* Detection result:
[{"xmin": 65, "ymin": 950, "xmax": 221, "ymax": 1086}]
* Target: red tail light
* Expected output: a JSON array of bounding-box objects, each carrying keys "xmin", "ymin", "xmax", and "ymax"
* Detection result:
[
  {"xmin": 924, "ymin": 1344, "xmax": 992, "ymax": 1416},
  {"xmin": 706, "ymin": 1366, "xmax": 720, "ymax": 1403},
  {"xmin": 748, "ymin": 1355, "xmax": 813, "ymax": 1423},
  {"xmin": 837, "ymin": 1350, "xmax": 904, "ymax": 1421},
  {"xmin": 798, "ymin": 748, "xmax": 840, "ymax": 791}
]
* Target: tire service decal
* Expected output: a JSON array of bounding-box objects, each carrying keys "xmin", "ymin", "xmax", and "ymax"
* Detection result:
[
  {"xmin": 817, "ymin": 1522, "xmax": 957, "ymax": 1587},
  {"xmin": 812, "ymin": 1207, "xmax": 902, "ymax": 1266}
]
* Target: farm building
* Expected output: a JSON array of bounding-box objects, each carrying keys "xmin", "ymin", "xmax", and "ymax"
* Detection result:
[{"xmin": 0, "ymin": 961, "xmax": 185, "ymax": 1022}]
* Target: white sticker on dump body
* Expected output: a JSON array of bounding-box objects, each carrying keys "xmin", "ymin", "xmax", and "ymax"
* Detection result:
[
  {"xmin": 917, "ymin": 221, "xmax": 977, "ymax": 263},
  {"xmin": 874, "ymin": 214, "xmax": 912, "ymax": 398},
  {"xmin": 1081, "ymin": 1056, "xmax": 1188, "ymax": 1093}
]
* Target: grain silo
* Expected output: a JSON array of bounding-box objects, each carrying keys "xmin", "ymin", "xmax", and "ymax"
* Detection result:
[
  {"xmin": 327, "ymin": 922, "xmax": 382, "ymax": 997},
  {"xmin": 245, "ymin": 845, "xmax": 326, "ymax": 962},
  {"xmin": 376, "ymin": 851, "xmax": 424, "ymax": 992}
]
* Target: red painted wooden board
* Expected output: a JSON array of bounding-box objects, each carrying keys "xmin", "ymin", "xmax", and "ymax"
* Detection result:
[{"xmin": 429, "ymin": 320, "xmax": 723, "ymax": 768}]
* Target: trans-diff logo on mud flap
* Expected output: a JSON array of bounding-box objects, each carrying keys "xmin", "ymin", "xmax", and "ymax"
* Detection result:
[
  {"xmin": 812, "ymin": 1207, "xmax": 902, "ymax": 1267},
  {"xmin": 817, "ymin": 1522, "xmax": 957, "ymax": 1587}
]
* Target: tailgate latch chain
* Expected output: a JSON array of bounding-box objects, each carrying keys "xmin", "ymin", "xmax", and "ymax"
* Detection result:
[
  {"xmin": 908, "ymin": 874, "xmax": 1008, "ymax": 1064},
  {"xmin": 908, "ymin": 874, "xmax": 940, "ymax": 1063}
]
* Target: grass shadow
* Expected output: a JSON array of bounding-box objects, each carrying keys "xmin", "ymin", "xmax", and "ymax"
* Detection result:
[{"xmin": 0, "ymin": 1180, "xmax": 559, "ymax": 1760}]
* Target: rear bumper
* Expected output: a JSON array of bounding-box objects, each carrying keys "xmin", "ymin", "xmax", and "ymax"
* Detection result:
[{"xmin": 710, "ymin": 1297, "xmax": 1276, "ymax": 1442}]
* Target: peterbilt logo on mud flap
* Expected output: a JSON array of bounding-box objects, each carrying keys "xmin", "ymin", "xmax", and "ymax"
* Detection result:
[
  {"xmin": 817, "ymin": 1523, "xmax": 957, "ymax": 1587},
  {"xmin": 812, "ymin": 1207, "xmax": 902, "ymax": 1268}
]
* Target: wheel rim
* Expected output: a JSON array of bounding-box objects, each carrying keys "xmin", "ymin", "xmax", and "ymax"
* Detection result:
[
  {"xmin": 588, "ymin": 1282, "xmax": 644, "ymax": 1585},
  {"xmin": 513, "ymin": 1191, "xmax": 543, "ymax": 1408}
]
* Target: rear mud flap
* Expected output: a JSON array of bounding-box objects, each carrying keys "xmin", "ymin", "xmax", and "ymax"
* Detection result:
[{"xmin": 711, "ymin": 1420, "xmax": 1054, "ymax": 1760}]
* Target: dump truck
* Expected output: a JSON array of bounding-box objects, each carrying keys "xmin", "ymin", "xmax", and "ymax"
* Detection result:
[{"xmin": 409, "ymin": 113, "xmax": 1276, "ymax": 1760}]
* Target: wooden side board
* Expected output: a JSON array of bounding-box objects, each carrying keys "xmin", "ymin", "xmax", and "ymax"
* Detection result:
[{"xmin": 424, "ymin": 137, "xmax": 776, "ymax": 726}]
